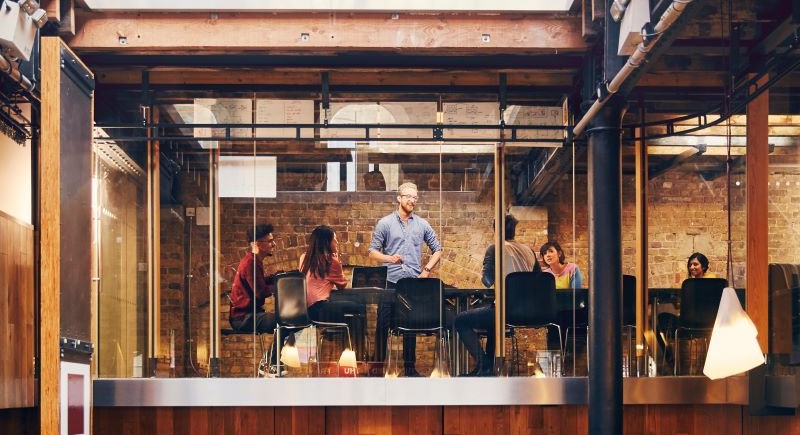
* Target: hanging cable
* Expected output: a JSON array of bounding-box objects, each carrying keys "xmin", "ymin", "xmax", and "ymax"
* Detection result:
[{"xmin": 724, "ymin": 0, "xmax": 734, "ymax": 287}]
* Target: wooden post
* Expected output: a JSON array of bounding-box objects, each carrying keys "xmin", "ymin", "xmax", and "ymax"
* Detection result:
[
  {"xmin": 147, "ymin": 106, "xmax": 161, "ymax": 375},
  {"xmin": 39, "ymin": 36, "xmax": 62, "ymax": 435},
  {"xmin": 746, "ymin": 74, "xmax": 769, "ymax": 350}
]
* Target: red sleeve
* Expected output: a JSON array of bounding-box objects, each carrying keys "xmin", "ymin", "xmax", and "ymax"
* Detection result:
[
  {"xmin": 251, "ymin": 257, "xmax": 273, "ymax": 300},
  {"xmin": 328, "ymin": 257, "xmax": 348, "ymax": 289}
]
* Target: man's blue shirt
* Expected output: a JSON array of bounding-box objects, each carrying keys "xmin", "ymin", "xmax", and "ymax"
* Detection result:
[{"xmin": 369, "ymin": 211, "xmax": 442, "ymax": 284}]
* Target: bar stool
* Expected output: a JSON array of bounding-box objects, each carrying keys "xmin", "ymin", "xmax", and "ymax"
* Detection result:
[{"xmin": 220, "ymin": 328, "xmax": 272, "ymax": 377}]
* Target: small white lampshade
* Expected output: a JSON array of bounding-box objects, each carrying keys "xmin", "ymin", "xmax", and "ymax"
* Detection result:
[
  {"xmin": 338, "ymin": 349, "xmax": 357, "ymax": 369},
  {"xmin": 280, "ymin": 344, "xmax": 301, "ymax": 368},
  {"xmin": 703, "ymin": 287, "xmax": 765, "ymax": 380}
]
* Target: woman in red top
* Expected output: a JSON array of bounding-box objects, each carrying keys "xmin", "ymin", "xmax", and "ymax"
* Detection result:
[{"xmin": 299, "ymin": 225, "xmax": 364, "ymax": 323}]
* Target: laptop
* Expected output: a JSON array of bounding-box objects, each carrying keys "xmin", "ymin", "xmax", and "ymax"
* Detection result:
[{"xmin": 350, "ymin": 266, "xmax": 388, "ymax": 289}]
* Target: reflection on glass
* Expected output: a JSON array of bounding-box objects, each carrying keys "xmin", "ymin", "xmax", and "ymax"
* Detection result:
[{"xmin": 94, "ymin": 140, "xmax": 147, "ymax": 378}]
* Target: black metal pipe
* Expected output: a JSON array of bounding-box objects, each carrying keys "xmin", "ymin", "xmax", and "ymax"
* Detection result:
[
  {"xmin": 587, "ymin": 102, "xmax": 624, "ymax": 434},
  {"xmin": 587, "ymin": 1, "xmax": 625, "ymax": 432}
]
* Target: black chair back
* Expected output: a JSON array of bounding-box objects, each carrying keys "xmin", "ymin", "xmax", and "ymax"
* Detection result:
[
  {"xmin": 505, "ymin": 271, "xmax": 558, "ymax": 326},
  {"xmin": 274, "ymin": 271, "xmax": 311, "ymax": 327},
  {"xmin": 622, "ymin": 274, "xmax": 637, "ymax": 327},
  {"xmin": 392, "ymin": 277, "xmax": 444, "ymax": 330},
  {"xmin": 351, "ymin": 266, "xmax": 388, "ymax": 289},
  {"xmin": 678, "ymin": 277, "xmax": 728, "ymax": 329}
]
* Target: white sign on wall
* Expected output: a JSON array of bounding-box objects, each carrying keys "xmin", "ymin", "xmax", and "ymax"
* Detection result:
[{"xmin": 218, "ymin": 156, "xmax": 277, "ymax": 198}]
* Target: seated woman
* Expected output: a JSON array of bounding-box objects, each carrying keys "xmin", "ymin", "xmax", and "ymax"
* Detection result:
[
  {"xmin": 454, "ymin": 214, "xmax": 540, "ymax": 376},
  {"xmin": 298, "ymin": 225, "xmax": 365, "ymax": 324},
  {"xmin": 540, "ymin": 240, "xmax": 584, "ymax": 289},
  {"xmin": 687, "ymin": 252, "xmax": 717, "ymax": 279}
]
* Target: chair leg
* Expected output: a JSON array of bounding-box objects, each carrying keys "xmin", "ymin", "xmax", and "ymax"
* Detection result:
[
  {"xmin": 673, "ymin": 330, "xmax": 679, "ymax": 376},
  {"xmin": 274, "ymin": 328, "xmax": 283, "ymax": 377},
  {"xmin": 385, "ymin": 330, "xmax": 398, "ymax": 377},
  {"xmin": 313, "ymin": 325, "xmax": 321, "ymax": 376},
  {"xmin": 553, "ymin": 324, "xmax": 563, "ymax": 377},
  {"xmin": 510, "ymin": 330, "xmax": 519, "ymax": 376},
  {"xmin": 257, "ymin": 333, "xmax": 269, "ymax": 378},
  {"xmin": 433, "ymin": 329, "xmax": 451, "ymax": 377}
]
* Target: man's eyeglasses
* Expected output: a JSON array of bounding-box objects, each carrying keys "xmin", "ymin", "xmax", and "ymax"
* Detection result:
[{"xmin": 400, "ymin": 194, "xmax": 419, "ymax": 201}]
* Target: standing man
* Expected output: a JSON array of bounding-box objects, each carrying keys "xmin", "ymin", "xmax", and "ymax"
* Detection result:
[
  {"xmin": 229, "ymin": 223, "xmax": 278, "ymax": 334},
  {"xmin": 369, "ymin": 182, "xmax": 443, "ymax": 376}
]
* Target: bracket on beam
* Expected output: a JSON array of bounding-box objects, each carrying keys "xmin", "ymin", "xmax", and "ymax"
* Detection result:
[{"xmin": 321, "ymin": 71, "xmax": 330, "ymax": 124}]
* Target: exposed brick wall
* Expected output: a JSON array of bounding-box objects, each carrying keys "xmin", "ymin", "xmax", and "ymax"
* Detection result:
[
  {"xmin": 155, "ymin": 166, "xmax": 799, "ymax": 376},
  {"xmin": 543, "ymin": 170, "xmax": 749, "ymax": 289},
  {"xmin": 767, "ymin": 173, "xmax": 800, "ymax": 264}
]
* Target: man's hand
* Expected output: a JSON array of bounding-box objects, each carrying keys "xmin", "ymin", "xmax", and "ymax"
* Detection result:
[
  {"xmin": 385, "ymin": 254, "xmax": 403, "ymax": 264},
  {"xmin": 418, "ymin": 270, "xmax": 430, "ymax": 278}
]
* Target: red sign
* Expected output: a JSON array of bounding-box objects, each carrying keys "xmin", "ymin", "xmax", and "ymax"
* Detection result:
[{"xmin": 315, "ymin": 362, "xmax": 339, "ymax": 377}]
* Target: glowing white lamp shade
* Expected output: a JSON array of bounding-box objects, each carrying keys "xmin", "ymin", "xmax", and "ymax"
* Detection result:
[
  {"xmin": 338, "ymin": 349, "xmax": 357, "ymax": 369},
  {"xmin": 280, "ymin": 344, "xmax": 301, "ymax": 368},
  {"xmin": 703, "ymin": 287, "xmax": 765, "ymax": 380}
]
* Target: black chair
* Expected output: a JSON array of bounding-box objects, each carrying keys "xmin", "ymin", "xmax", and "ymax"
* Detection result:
[
  {"xmin": 673, "ymin": 277, "xmax": 728, "ymax": 375},
  {"xmin": 386, "ymin": 277, "xmax": 450, "ymax": 377},
  {"xmin": 351, "ymin": 265, "xmax": 388, "ymax": 289},
  {"xmin": 505, "ymin": 271, "xmax": 562, "ymax": 376},
  {"xmin": 273, "ymin": 271, "xmax": 356, "ymax": 377},
  {"xmin": 272, "ymin": 271, "xmax": 313, "ymax": 376},
  {"xmin": 563, "ymin": 276, "xmax": 635, "ymax": 376}
]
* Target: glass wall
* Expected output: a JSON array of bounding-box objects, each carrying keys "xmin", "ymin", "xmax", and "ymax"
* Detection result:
[
  {"xmin": 767, "ymin": 91, "xmax": 800, "ymax": 378},
  {"xmin": 643, "ymin": 113, "xmax": 747, "ymax": 376},
  {"xmin": 93, "ymin": 91, "xmax": 593, "ymax": 379}
]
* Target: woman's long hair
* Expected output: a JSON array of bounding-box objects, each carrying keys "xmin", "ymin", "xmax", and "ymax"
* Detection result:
[{"xmin": 300, "ymin": 225, "xmax": 336, "ymax": 279}]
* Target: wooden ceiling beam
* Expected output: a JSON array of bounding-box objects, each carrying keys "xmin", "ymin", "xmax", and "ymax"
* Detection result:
[
  {"xmin": 94, "ymin": 68, "xmax": 577, "ymax": 87},
  {"xmin": 69, "ymin": 12, "xmax": 589, "ymax": 53}
]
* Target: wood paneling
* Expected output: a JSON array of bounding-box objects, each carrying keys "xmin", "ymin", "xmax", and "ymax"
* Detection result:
[
  {"xmin": 747, "ymin": 74, "xmax": 770, "ymax": 350},
  {"xmin": 0, "ymin": 212, "xmax": 34, "ymax": 409},
  {"xmin": 94, "ymin": 404, "xmax": 800, "ymax": 435},
  {"xmin": 39, "ymin": 36, "xmax": 62, "ymax": 435}
]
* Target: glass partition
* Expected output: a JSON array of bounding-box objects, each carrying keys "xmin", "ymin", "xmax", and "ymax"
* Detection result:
[
  {"xmin": 94, "ymin": 93, "xmax": 583, "ymax": 379},
  {"xmin": 94, "ymin": 134, "xmax": 148, "ymax": 378},
  {"xmin": 766, "ymin": 91, "xmax": 800, "ymax": 378},
  {"xmin": 645, "ymin": 114, "xmax": 747, "ymax": 376}
]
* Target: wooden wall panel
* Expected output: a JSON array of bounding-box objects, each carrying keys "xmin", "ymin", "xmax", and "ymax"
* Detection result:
[
  {"xmin": 93, "ymin": 405, "xmax": 800, "ymax": 435},
  {"xmin": 0, "ymin": 407, "xmax": 38, "ymax": 435},
  {"xmin": 0, "ymin": 212, "xmax": 34, "ymax": 409}
]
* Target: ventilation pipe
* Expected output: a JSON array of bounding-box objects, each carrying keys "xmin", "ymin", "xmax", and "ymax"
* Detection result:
[{"xmin": 573, "ymin": 0, "xmax": 695, "ymax": 137}]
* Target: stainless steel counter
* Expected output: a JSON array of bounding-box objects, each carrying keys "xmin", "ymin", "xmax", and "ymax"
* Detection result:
[{"xmin": 94, "ymin": 376, "xmax": 748, "ymax": 407}]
